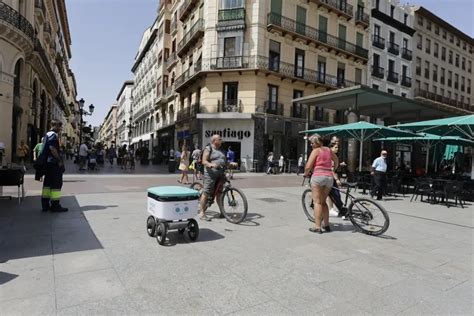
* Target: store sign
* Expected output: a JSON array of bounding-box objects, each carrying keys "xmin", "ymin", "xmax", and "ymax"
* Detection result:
[
  {"xmin": 396, "ymin": 144, "xmax": 412, "ymax": 152},
  {"xmin": 204, "ymin": 128, "xmax": 251, "ymax": 140}
]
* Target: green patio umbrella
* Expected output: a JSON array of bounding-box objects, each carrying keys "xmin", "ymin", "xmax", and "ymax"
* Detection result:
[
  {"xmin": 393, "ymin": 114, "xmax": 474, "ymax": 140},
  {"xmin": 302, "ymin": 121, "xmax": 414, "ymax": 171},
  {"xmin": 374, "ymin": 133, "xmax": 474, "ymax": 171}
]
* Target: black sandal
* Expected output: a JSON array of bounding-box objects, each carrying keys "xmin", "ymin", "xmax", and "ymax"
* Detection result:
[
  {"xmin": 309, "ymin": 227, "xmax": 323, "ymax": 234},
  {"xmin": 323, "ymin": 226, "xmax": 331, "ymax": 232}
]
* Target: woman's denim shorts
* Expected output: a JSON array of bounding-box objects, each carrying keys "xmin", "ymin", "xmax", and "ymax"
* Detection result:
[{"xmin": 311, "ymin": 175, "xmax": 334, "ymax": 188}]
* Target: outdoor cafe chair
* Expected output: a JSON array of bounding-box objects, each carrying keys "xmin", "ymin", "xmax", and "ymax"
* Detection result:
[
  {"xmin": 410, "ymin": 178, "xmax": 433, "ymax": 203},
  {"xmin": 442, "ymin": 181, "xmax": 465, "ymax": 208},
  {"xmin": 0, "ymin": 168, "xmax": 25, "ymax": 204}
]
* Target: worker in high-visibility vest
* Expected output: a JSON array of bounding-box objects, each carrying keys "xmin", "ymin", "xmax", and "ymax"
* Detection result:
[{"xmin": 41, "ymin": 120, "xmax": 68, "ymax": 212}]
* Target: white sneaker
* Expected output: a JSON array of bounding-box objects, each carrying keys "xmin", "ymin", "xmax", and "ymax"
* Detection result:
[{"xmin": 329, "ymin": 208, "xmax": 338, "ymax": 217}]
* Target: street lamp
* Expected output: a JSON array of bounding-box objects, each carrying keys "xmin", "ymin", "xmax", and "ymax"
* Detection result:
[
  {"xmin": 123, "ymin": 117, "xmax": 135, "ymax": 148},
  {"xmin": 71, "ymin": 98, "xmax": 94, "ymax": 154}
]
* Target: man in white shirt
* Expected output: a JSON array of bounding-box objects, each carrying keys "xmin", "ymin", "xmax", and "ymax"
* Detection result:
[
  {"xmin": 78, "ymin": 142, "xmax": 89, "ymax": 171},
  {"xmin": 371, "ymin": 150, "xmax": 388, "ymax": 200}
]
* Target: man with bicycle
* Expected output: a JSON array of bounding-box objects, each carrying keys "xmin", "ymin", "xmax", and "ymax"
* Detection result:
[{"xmin": 199, "ymin": 134, "xmax": 227, "ymax": 221}]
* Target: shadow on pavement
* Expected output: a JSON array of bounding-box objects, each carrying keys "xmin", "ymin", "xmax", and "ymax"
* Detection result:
[
  {"xmin": 239, "ymin": 212, "xmax": 264, "ymax": 227},
  {"xmin": 0, "ymin": 271, "xmax": 18, "ymax": 285},
  {"xmin": 0, "ymin": 195, "xmax": 103, "ymax": 263},
  {"xmin": 80, "ymin": 205, "xmax": 118, "ymax": 212},
  {"xmin": 161, "ymin": 228, "xmax": 225, "ymax": 247}
]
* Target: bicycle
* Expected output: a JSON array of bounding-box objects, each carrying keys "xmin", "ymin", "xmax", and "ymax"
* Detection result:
[
  {"xmin": 190, "ymin": 170, "xmax": 248, "ymax": 224},
  {"xmin": 301, "ymin": 178, "xmax": 390, "ymax": 236}
]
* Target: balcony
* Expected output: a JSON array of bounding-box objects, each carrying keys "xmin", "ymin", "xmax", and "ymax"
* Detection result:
[
  {"xmin": 267, "ymin": 13, "xmax": 368, "ymax": 62},
  {"xmin": 401, "ymin": 75, "xmax": 412, "ymax": 87},
  {"xmin": 0, "ymin": 2, "xmax": 35, "ymax": 42},
  {"xmin": 177, "ymin": 19, "xmax": 204, "ymax": 57},
  {"xmin": 264, "ymin": 101, "xmax": 284, "ymax": 115},
  {"xmin": 414, "ymin": 89, "xmax": 471, "ymax": 110},
  {"xmin": 401, "ymin": 47, "xmax": 412, "ymax": 61},
  {"xmin": 176, "ymin": 103, "xmax": 200, "ymax": 123},
  {"xmin": 175, "ymin": 61, "xmax": 202, "ymax": 91},
  {"xmin": 217, "ymin": 8, "xmax": 246, "ymax": 31},
  {"xmin": 34, "ymin": 0, "xmax": 45, "ymax": 22},
  {"xmin": 292, "ymin": 106, "xmax": 307, "ymax": 119},
  {"xmin": 309, "ymin": 0, "xmax": 353, "ymax": 20},
  {"xmin": 170, "ymin": 20, "xmax": 177, "ymax": 35},
  {"xmin": 372, "ymin": 35, "xmax": 385, "ymax": 50},
  {"xmin": 355, "ymin": 10, "xmax": 369, "ymax": 28},
  {"xmin": 165, "ymin": 53, "xmax": 178, "ymax": 71},
  {"xmin": 33, "ymin": 39, "xmax": 58, "ymax": 89},
  {"xmin": 165, "ymin": 85, "xmax": 175, "ymax": 100},
  {"xmin": 387, "ymin": 70, "xmax": 399, "ymax": 83},
  {"xmin": 388, "ymin": 42, "xmax": 399, "ymax": 55},
  {"xmin": 179, "ymin": 0, "xmax": 199, "ymax": 22},
  {"xmin": 218, "ymin": 99, "xmax": 243, "ymax": 113},
  {"xmin": 371, "ymin": 65, "xmax": 384, "ymax": 79}
]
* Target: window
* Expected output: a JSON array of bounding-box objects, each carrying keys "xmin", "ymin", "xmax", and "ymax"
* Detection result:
[
  {"xmin": 356, "ymin": 32, "xmax": 364, "ymax": 48},
  {"xmin": 440, "ymin": 67, "xmax": 445, "ymax": 84},
  {"xmin": 221, "ymin": 0, "xmax": 244, "ymax": 9},
  {"xmin": 292, "ymin": 90, "xmax": 304, "ymax": 117},
  {"xmin": 463, "ymin": 42, "xmax": 467, "ymax": 50},
  {"xmin": 424, "ymin": 82, "xmax": 429, "ymax": 91},
  {"xmin": 388, "ymin": 59, "xmax": 395, "ymax": 73},
  {"xmin": 448, "ymin": 70, "xmax": 452, "ymax": 87},
  {"xmin": 426, "ymin": 21, "xmax": 431, "ymax": 30},
  {"xmin": 435, "ymin": 25, "xmax": 439, "ymax": 35},
  {"xmin": 374, "ymin": 24, "xmax": 381, "ymax": 37},
  {"xmin": 433, "ymin": 86, "xmax": 437, "ymax": 94},
  {"xmin": 441, "ymin": 47, "xmax": 446, "ymax": 61},
  {"xmin": 403, "ymin": 38, "xmax": 408, "ymax": 49},
  {"xmin": 455, "ymin": 74, "xmax": 459, "ymax": 89},
  {"xmin": 402, "ymin": 65, "xmax": 408, "ymax": 77},
  {"xmin": 390, "ymin": 5, "xmax": 395, "ymax": 18},
  {"xmin": 456, "ymin": 37, "xmax": 460, "ymax": 47},
  {"xmin": 372, "ymin": 84, "xmax": 379, "ymax": 90},
  {"xmin": 418, "ymin": 16, "xmax": 423, "ymax": 26},
  {"xmin": 442, "ymin": 30, "xmax": 446, "ymax": 39},
  {"xmin": 425, "ymin": 38, "xmax": 430, "ymax": 54},
  {"xmin": 450, "ymin": 34, "xmax": 454, "ymax": 43},
  {"xmin": 416, "ymin": 57, "xmax": 421, "ymax": 75},
  {"xmin": 389, "ymin": 31, "xmax": 395, "ymax": 45},
  {"xmin": 267, "ymin": 85, "xmax": 278, "ymax": 112},
  {"xmin": 434, "ymin": 43, "xmax": 438, "ymax": 57},
  {"xmin": 317, "ymin": 56, "xmax": 326, "ymax": 82},
  {"xmin": 387, "ymin": 88, "xmax": 394, "ymax": 94},
  {"xmin": 455, "ymin": 54, "xmax": 459, "ymax": 67},
  {"xmin": 417, "ymin": 34, "xmax": 422, "ymax": 49},
  {"xmin": 469, "ymin": 61, "xmax": 472, "ymax": 73},
  {"xmin": 461, "ymin": 76, "xmax": 465, "ymax": 91},
  {"xmin": 448, "ymin": 50, "xmax": 453, "ymax": 64},
  {"xmin": 294, "ymin": 48, "xmax": 305, "ymax": 78},
  {"xmin": 433, "ymin": 64, "xmax": 437, "ymax": 82},
  {"xmin": 269, "ymin": 40, "xmax": 280, "ymax": 72},
  {"xmin": 337, "ymin": 62, "xmax": 345, "ymax": 87},
  {"xmin": 424, "ymin": 61, "xmax": 430, "ymax": 79},
  {"xmin": 223, "ymin": 82, "xmax": 238, "ymax": 104},
  {"xmin": 355, "ymin": 68, "xmax": 362, "ymax": 84},
  {"xmin": 461, "ymin": 57, "xmax": 465, "ymax": 70},
  {"xmin": 404, "ymin": 13, "xmax": 408, "ymax": 25},
  {"xmin": 401, "ymin": 93, "xmax": 407, "ymax": 98},
  {"xmin": 469, "ymin": 79, "xmax": 472, "ymax": 94},
  {"xmin": 223, "ymin": 37, "xmax": 236, "ymax": 56}
]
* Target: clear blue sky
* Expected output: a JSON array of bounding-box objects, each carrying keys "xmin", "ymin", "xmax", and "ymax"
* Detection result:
[
  {"xmin": 67, "ymin": 0, "xmax": 158, "ymax": 126},
  {"xmin": 66, "ymin": 0, "xmax": 472, "ymax": 126}
]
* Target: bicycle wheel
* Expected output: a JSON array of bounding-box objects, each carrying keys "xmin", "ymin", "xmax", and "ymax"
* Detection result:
[
  {"xmin": 348, "ymin": 198, "xmax": 390, "ymax": 236},
  {"xmin": 301, "ymin": 188, "xmax": 315, "ymax": 222},
  {"xmin": 219, "ymin": 186, "xmax": 248, "ymax": 224}
]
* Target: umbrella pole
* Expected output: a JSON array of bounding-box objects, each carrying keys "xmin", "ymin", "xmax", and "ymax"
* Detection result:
[
  {"xmin": 359, "ymin": 139, "xmax": 363, "ymax": 171},
  {"xmin": 425, "ymin": 144, "xmax": 430, "ymax": 173}
]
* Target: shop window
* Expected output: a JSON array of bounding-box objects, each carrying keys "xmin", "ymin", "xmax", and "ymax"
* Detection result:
[{"xmin": 269, "ymin": 40, "xmax": 280, "ymax": 72}]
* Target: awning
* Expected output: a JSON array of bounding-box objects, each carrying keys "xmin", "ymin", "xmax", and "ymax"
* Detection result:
[{"xmin": 293, "ymin": 85, "xmax": 470, "ymax": 122}]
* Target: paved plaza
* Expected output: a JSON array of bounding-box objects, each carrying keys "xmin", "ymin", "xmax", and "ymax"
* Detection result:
[{"xmin": 0, "ymin": 173, "xmax": 473, "ymax": 315}]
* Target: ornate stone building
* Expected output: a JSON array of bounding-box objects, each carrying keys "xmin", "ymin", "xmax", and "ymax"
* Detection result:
[{"xmin": 0, "ymin": 0, "xmax": 78, "ymax": 165}]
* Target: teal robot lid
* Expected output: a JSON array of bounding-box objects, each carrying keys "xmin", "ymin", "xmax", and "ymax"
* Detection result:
[{"xmin": 147, "ymin": 186, "xmax": 200, "ymax": 197}]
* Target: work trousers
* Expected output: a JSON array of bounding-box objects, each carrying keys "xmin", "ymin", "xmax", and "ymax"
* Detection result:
[
  {"xmin": 42, "ymin": 163, "xmax": 63, "ymax": 210},
  {"xmin": 373, "ymin": 171, "xmax": 387, "ymax": 200}
]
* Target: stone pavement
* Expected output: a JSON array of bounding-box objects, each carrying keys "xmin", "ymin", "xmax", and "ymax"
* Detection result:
[{"xmin": 0, "ymin": 175, "xmax": 473, "ymax": 315}]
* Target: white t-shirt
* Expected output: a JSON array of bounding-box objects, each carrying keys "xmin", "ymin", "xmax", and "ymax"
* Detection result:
[
  {"xmin": 79, "ymin": 144, "xmax": 88, "ymax": 157},
  {"xmin": 279, "ymin": 156, "xmax": 284, "ymax": 167}
]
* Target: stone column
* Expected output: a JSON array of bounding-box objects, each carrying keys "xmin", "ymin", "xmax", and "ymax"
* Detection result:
[{"xmin": 346, "ymin": 111, "xmax": 359, "ymax": 173}]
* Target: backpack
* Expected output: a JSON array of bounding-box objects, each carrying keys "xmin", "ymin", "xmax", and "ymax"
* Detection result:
[{"xmin": 200, "ymin": 144, "xmax": 212, "ymax": 163}]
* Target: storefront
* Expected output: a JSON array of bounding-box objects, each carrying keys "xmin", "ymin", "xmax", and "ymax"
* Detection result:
[
  {"xmin": 156, "ymin": 125, "xmax": 175, "ymax": 163},
  {"xmin": 200, "ymin": 115, "xmax": 254, "ymax": 171}
]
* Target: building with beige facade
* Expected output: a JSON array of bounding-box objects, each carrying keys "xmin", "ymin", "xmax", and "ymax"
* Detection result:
[
  {"xmin": 411, "ymin": 6, "xmax": 473, "ymax": 112},
  {"xmin": 116, "ymin": 80, "xmax": 134, "ymax": 146},
  {"xmin": 98, "ymin": 104, "xmax": 117, "ymax": 147},
  {"xmin": 0, "ymin": 0, "xmax": 78, "ymax": 165},
  {"xmin": 152, "ymin": 0, "xmax": 370, "ymax": 167}
]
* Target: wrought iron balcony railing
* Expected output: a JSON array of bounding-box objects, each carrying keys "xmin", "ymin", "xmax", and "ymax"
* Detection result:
[
  {"xmin": 387, "ymin": 70, "xmax": 399, "ymax": 83},
  {"xmin": 355, "ymin": 10, "xmax": 369, "ymax": 26},
  {"xmin": 372, "ymin": 34, "xmax": 385, "ymax": 49},
  {"xmin": 0, "ymin": 2, "xmax": 35, "ymax": 41},
  {"xmin": 179, "ymin": 0, "xmax": 199, "ymax": 21},
  {"xmin": 401, "ymin": 75, "xmax": 412, "ymax": 87},
  {"xmin": 415, "ymin": 89, "xmax": 470, "ymax": 110},
  {"xmin": 371, "ymin": 65, "xmax": 384, "ymax": 79},
  {"xmin": 267, "ymin": 13, "xmax": 367, "ymax": 60},
  {"xmin": 310, "ymin": 0, "xmax": 353, "ymax": 19},
  {"xmin": 401, "ymin": 47, "xmax": 412, "ymax": 60},
  {"xmin": 218, "ymin": 8, "xmax": 245, "ymax": 21},
  {"xmin": 218, "ymin": 99, "xmax": 243, "ymax": 113},
  {"xmin": 264, "ymin": 101, "xmax": 284, "ymax": 115},
  {"xmin": 177, "ymin": 19, "xmax": 204, "ymax": 56},
  {"xmin": 34, "ymin": 39, "xmax": 57, "ymax": 88},
  {"xmin": 388, "ymin": 42, "xmax": 399, "ymax": 55}
]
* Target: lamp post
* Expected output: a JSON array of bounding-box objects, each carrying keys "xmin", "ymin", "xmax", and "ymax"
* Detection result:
[
  {"xmin": 123, "ymin": 117, "xmax": 135, "ymax": 149},
  {"xmin": 77, "ymin": 98, "xmax": 94, "ymax": 146}
]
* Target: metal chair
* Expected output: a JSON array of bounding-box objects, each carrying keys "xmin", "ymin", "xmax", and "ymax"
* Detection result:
[{"xmin": 0, "ymin": 168, "xmax": 25, "ymax": 204}]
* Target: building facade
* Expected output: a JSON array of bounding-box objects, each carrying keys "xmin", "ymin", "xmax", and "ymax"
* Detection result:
[
  {"xmin": 116, "ymin": 80, "xmax": 134, "ymax": 146},
  {"xmin": 154, "ymin": 0, "xmax": 370, "ymax": 168},
  {"xmin": 369, "ymin": 0, "xmax": 414, "ymax": 97},
  {"xmin": 411, "ymin": 6, "xmax": 473, "ymax": 112},
  {"xmin": 98, "ymin": 104, "xmax": 117, "ymax": 147},
  {"xmin": 0, "ymin": 0, "xmax": 78, "ymax": 165}
]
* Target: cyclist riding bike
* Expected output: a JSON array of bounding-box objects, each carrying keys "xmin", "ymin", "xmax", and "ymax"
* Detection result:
[{"xmin": 199, "ymin": 134, "xmax": 227, "ymax": 221}]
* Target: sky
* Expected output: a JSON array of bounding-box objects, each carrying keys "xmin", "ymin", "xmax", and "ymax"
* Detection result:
[{"xmin": 66, "ymin": 0, "xmax": 473, "ymax": 126}]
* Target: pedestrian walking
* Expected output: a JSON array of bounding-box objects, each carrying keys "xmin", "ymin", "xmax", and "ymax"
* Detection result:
[
  {"xmin": 304, "ymin": 134, "xmax": 338, "ymax": 234},
  {"xmin": 17, "ymin": 140, "xmax": 29, "ymax": 168},
  {"xmin": 78, "ymin": 142, "xmax": 89, "ymax": 171},
  {"xmin": 279, "ymin": 154, "xmax": 284, "ymax": 173},
  {"xmin": 371, "ymin": 150, "xmax": 388, "ymax": 200},
  {"xmin": 33, "ymin": 138, "xmax": 44, "ymax": 162},
  {"xmin": 40, "ymin": 121, "xmax": 68, "ymax": 212},
  {"xmin": 191, "ymin": 145, "xmax": 202, "ymax": 180},
  {"xmin": 107, "ymin": 145, "xmax": 117, "ymax": 166},
  {"xmin": 266, "ymin": 152, "xmax": 274, "ymax": 174},
  {"xmin": 226, "ymin": 146, "xmax": 236, "ymax": 179},
  {"xmin": 297, "ymin": 154, "xmax": 304, "ymax": 175},
  {"xmin": 178, "ymin": 145, "xmax": 190, "ymax": 184}
]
